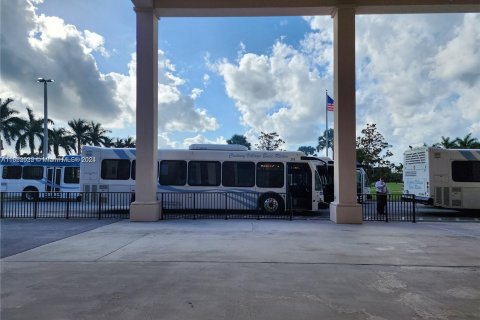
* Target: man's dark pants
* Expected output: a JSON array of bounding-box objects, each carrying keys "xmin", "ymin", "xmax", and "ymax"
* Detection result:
[{"xmin": 377, "ymin": 193, "xmax": 387, "ymax": 214}]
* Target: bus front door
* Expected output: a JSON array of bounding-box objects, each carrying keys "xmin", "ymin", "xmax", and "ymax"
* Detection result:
[
  {"xmin": 287, "ymin": 163, "xmax": 312, "ymax": 211},
  {"xmin": 46, "ymin": 167, "xmax": 62, "ymax": 193}
]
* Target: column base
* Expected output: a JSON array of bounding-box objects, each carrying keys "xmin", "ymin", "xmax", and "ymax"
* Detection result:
[
  {"xmin": 130, "ymin": 201, "xmax": 162, "ymax": 221},
  {"xmin": 330, "ymin": 202, "xmax": 362, "ymax": 224}
]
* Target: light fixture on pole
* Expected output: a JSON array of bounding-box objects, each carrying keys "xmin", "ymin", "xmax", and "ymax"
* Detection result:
[{"xmin": 37, "ymin": 78, "xmax": 54, "ymax": 158}]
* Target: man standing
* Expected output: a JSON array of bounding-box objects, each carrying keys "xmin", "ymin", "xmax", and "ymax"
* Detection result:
[{"xmin": 375, "ymin": 177, "xmax": 389, "ymax": 214}]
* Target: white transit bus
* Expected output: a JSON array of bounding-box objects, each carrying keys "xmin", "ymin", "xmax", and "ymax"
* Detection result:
[
  {"xmin": 403, "ymin": 147, "xmax": 480, "ymax": 210},
  {"xmin": 80, "ymin": 144, "xmax": 328, "ymax": 213},
  {"xmin": 0, "ymin": 155, "xmax": 81, "ymax": 200}
]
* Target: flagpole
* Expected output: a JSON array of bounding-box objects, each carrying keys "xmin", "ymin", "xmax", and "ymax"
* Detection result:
[{"xmin": 325, "ymin": 90, "xmax": 328, "ymax": 157}]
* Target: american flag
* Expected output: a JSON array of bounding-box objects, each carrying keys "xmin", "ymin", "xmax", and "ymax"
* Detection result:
[{"xmin": 326, "ymin": 94, "xmax": 334, "ymax": 111}]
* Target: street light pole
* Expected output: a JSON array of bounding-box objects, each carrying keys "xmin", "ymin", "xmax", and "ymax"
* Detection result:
[{"xmin": 37, "ymin": 78, "xmax": 54, "ymax": 158}]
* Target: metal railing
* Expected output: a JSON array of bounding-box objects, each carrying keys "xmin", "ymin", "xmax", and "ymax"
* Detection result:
[
  {"xmin": 361, "ymin": 193, "xmax": 416, "ymax": 222},
  {"xmin": 0, "ymin": 192, "xmax": 130, "ymax": 219},
  {"xmin": 1, "ymin": 191, "xmax": 417, "ymax": 222},
  {"xmin": 160, "ymin": 192, "xmax": 293, "ymax": 220}
]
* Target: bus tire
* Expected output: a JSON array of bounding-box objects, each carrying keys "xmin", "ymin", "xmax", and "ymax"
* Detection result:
[
  {"xmin": 259, "ymin": 193, "xmax": 284, "ymax": 214},
  {"xmin": 22, "ymin": 187, "xmax": 39, "ymax": 202}
]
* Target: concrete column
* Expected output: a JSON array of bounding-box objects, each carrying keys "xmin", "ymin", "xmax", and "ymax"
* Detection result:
[
  {"xmin": 330, "ymin": 6, "xmax": 362, "ymax": 224},
  {"xmin": 130, "ymin": 2, "xmax": 161, "ymax": 221}
]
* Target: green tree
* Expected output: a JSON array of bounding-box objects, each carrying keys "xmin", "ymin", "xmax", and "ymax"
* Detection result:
[
  {"xmin": 68, "ymin": 119, "xmax": 90, "ymax": 154},
  {"xmin": 43, "ymin": 127, "xmax": 76, "ymax": 158},
  {"xmin": 86, "ymin": 121, "xmax": 111, "ymax": 147},
  {"xmin": 434, "ymin": 136, "xmax": 458, "ymax": 149},
  {"xmin": 317, "ymin": 128, "xmax": 334, "ymax": 154},
  {"xmin": 455, "ymin": 133, "xmax": 479, "ymax": 149},
  {"xmin": 298, "ymin": 146, "xmax": 316, "ymax": 156},
  {"xmin": 255, "ymin": 132, "xmax": 285, "ymax": 151},
  {"xmin": 102, "ymin": 136, "xmax": 114, "ymax": 148},
  {"xmin": 356, "ymin": 123, "xmax": 393, "ymax": 179},
  {"xmin": 15, "ymin": 107, "xmax": 53, "ymax": 156},
  {"xmin": 226, "ymin": 134, "xmax": 251, "ymax": 150},
  {"xmin": 111, "ymin": 137, "xmax": 135, "ymax": 148},
  {"xmin": 1, "ymin": 98, "xmax": 26, "ymax": 152}
]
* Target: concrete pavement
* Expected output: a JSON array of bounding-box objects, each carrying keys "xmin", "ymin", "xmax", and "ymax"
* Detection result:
[{"xmin": 1, "ymin": 220, "xmax": 479, "ymax": 319}]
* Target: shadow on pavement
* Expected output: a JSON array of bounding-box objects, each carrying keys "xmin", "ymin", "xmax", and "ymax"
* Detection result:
[{"xmin": 0, "ymin": 219, "xmax": 119, "ymax": 258}]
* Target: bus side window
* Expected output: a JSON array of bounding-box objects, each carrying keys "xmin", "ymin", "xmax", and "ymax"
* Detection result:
[
  {"xmin": 256, "ymin": 162, "xmax": 284, "ymax": 188},
  {"xmin": 452, "ymin": 161, "xmax": 480, "ymax": 182},
  {"xmin": 64, "ymin": 167, "xmax": 80, "ymax": 184},
  {"xmin": 2, "ymin": 166, "xmax": 22, "ymax": 179},
  {"xmin": 188, "ymin": 161, "xmax": 221, "ymax": 186},
  {"xmin": 222, "ymin": 162, "xmax": 255, "ymax": 187},
  {"xmin": 159, "ymin": 160, "xmax": 187, "ymax": 186},
  {"xmin": 101, "ymin": 159, "xmax": 131, "ymax": 180},
  {"xmin": 22, "ymin": 166, "xmax": 43, "ymax": 180}
]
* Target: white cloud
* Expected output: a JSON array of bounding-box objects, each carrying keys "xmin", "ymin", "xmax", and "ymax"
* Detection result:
[
  {"xmin": 355, "ymin": 13, "xmax": 480, "ymax": 162},
  {"xmin": 190, "ymin": 88, "xmax": 203, "ymax": 99},
  {"xmin": 203, "ymin": 73, "xmax": 210, "ymax": 85},
  {"xmin": 215, "ymin": 39, "xmax": 332, "ymax": 151},
  {"xmin": 214, "ymin": 13, "xmax": 479, "ymax": 163},
  {"xmin": 182, "ymin": 135, "xmax": 226, "ymax": 148},
  {"xmin": 158, "ymin": 132, "xmax": 178, "ymax": 149},
  {"xmin": 0, "ymin": 0, "xmax": 219, "ymax": 155}
]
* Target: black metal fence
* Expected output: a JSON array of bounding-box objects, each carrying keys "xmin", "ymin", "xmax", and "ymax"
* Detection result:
[
  {"xmin": 361, "ymin": 193, "xmax": 416, "ymax": 222},
  {"xmin": 0, "ymin": 192, "xmax": 130, "ymax": 219},
  {"xmin": 1, "ymin": 191, "xmax": 417, "ymax": 222},
  {"xmin": 160, "ymin": 192, "xmax": 293, "ymax": 220}
]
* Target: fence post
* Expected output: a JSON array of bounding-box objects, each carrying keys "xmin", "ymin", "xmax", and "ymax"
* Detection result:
[
  {"xmin": 193, "ymin": 193, "xmax": 196, "ymax": 220},
  {"xmin": 34, "ymin": 193, "xmax": 38, "ymax": 219},
  {"xmin": 224, "ymin": 193, "xmax": 228, "ymax": 220},
  {"xmin": 160, "ymin": 193, "xmax": 164, "ymax": 220},
  {"xmin": 257, "ymin": 193, "xmax": 260, "ymax": 220},
  {"xmin": 0, "ymin": 192, "xmax": 3, "ymax": 219},
  {"xmin": 66, "ymin": 193, "xmax": 70, "ymax": 219},
  {"xmin": 412, "ymin": 195, "xmax": 416, "ymax": 223},
  {"xmin": 97, "ymin": 192, "xmax": 102, "ymax": 220},
  {"xmin": 289, "ymin": 194, "xmax": 293, "ymax": 221},
  {"xmin": 385, "ymin": 194, "xmax": 389, "ymax": 223}
]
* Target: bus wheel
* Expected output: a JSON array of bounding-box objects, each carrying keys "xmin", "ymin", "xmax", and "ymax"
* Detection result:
[
  {"xmin": 259, "ymin": 193, "xmax": 284, "ymax": 214},
  {"xmin": 22, "ymin": 187, "xmax": 39, "ymax": 202}
]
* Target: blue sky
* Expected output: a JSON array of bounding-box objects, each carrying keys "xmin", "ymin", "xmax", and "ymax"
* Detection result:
[{"xmin": 1, "ymin": 0, "xmax": 479, "ymax": 164}]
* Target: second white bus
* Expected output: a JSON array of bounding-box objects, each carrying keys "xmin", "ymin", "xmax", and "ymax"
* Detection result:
[
  {"xmin": 0, "ymin": 156, "xmax": 81, "ymax": 201},
  {"xmin": 403, "ymin": 147, "xmax": 480, "ymax": 210}
]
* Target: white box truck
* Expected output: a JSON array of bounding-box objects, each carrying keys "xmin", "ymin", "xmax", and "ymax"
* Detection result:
[{"xmin": 403, "ymin": 147, "xmax": 480, "ymax": 210}]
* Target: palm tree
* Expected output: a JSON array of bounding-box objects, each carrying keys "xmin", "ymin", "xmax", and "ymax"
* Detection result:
[
  {"xmin": 42, "ymin": 127, "xmax": 76, "ymax": 158},
  {"xmin": 111, "ymin": 137, "xmax": 135, "ymax": 148},
  {"xmin": 15, "ymin": 107, "xmax": 53, "ymax": 156},
  {"xmin": 435, "ymin": 136, "xmax": 458, "ymax": 149},
  {"xmin": 86, "ymin": 121, "xmax": 111, "ymax": 147},
  {"xmin": 122, "ymin": 136, "xmax": 136, "ymax": 148},
  {"xmin": 68, "ymin": 119, "xmax": 89, "ymax": 154},
  {"xmin": 102, "ymin": 136, "xmax": 115, "ymax": 148},
  {"xmin": 1, "ymin": 98, "xmax": 26, "ymax": 153},
  {"xmin": 455, "ymin": 133, "xmax": 480, "ymax": 149},
  {"xmin": 317, "ymin": 128, "xmax": 334, "ymax": 154}
]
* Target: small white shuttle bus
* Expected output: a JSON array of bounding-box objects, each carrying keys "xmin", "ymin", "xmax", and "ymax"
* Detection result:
[
  {"xmin": 403, "ymin": 147, "xmax": 480, "ymax": 210},
  {"xmin": 80, "ymin": 144, "xmax": 327, "ymax": 213},
  {"xmin": 0, "ymin": 156, "xmax": 81, "ymax": 200}
]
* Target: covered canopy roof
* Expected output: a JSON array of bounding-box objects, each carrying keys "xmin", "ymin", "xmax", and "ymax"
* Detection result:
[{"xmin": 132, "ymin": 0, "xmax": 480, "ymax": 17}]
